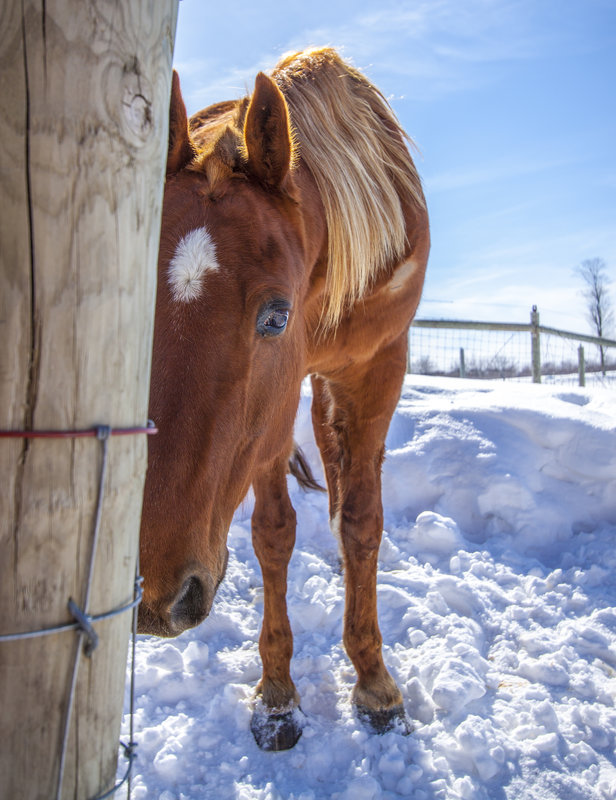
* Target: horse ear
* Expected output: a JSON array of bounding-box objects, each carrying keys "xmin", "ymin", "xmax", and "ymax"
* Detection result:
[
  {"xmin": 243, "ymin": 72, "xmax": 293, "ymax": 187},
  {"xmin": 167, "ymin": 70, "xmax": 196, "ymax": 175}
]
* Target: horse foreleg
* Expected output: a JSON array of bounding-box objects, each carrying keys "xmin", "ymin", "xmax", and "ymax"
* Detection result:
[
  {"xmin": 339, "ymin": 470, "xmax": 410, "ymax": 733},
  {"xmin": 250, "ymin": 456, "xmax": 304, "ymax": 750},
  {"xmin": 325, "ymin": 337, "xmax": 412, "ymax": 733}
]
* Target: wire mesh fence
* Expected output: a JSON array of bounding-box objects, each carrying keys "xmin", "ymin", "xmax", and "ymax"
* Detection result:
[{"xmin": 408, "ymin": 308, "xmax": 616, "ymax": 388}]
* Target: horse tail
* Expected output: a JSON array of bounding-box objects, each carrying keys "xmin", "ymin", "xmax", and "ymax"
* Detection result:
[{"xmin": 288, "ymin": 445, "xmax": 326, "ymax": 492}]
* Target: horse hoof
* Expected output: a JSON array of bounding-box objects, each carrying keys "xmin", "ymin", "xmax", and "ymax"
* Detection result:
[
  {"xmin": 354, "ymin": 703, "xmax": 413, "ymax": 736},
  {"xmin": 250, "ymin": 706, "xmax": 306, "ymax": 751}
]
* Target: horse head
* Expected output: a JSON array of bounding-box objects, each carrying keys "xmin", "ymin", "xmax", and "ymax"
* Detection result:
[{"xmin": 138, "ymin": 72, "xmax": 318, "ymax": 636}]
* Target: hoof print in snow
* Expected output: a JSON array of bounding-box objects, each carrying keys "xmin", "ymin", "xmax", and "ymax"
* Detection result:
[
  {"xmin": 355, "ymin": 703, "xmax": 413, "ymax": 736},
  {"xmin": 250, "ymin": 707, "xmax": 306, "ymax": 751}
]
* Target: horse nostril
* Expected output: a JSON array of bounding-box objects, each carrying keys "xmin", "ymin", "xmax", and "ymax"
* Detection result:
[{"xmin": 169, "ymin": 575, "xmax": 211, "ymax": 630}]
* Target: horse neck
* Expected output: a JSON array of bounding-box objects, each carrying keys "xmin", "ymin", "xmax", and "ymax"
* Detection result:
[{"xmin": 294, "ymin": 162, "xmax": 330, "ymax": 328}]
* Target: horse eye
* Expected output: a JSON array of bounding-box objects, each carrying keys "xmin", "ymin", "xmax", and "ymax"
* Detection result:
[
  {"xmin": 266, "ymin": 310, "xmax": 289, "ymax": 329},
  {"xmin": 257, "ymin": 302, "xmax": 290, "ymax": 337}
]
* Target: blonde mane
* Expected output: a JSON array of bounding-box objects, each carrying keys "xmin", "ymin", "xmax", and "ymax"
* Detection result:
[{"xmin": 272, "ymin": 48, "xmax": 426, "ymax": 330}]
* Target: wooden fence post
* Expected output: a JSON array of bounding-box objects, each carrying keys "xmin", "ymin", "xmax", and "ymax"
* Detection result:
[
  {"xmin": 0, "ymin": 2, "xmax": 178, "ymax": 798},
  {"xmin": 530, "ymin": 305, "xmax": 542, "ymax": 384},
  {"xmin": 459, "ymin": 347, "xmax": 466, "ymax": 379},
  {"xmin": 578, "ymin": 345, "xmax": 586, "ymax": 387}
]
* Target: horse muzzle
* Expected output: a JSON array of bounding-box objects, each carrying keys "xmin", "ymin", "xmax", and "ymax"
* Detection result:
[{"xmin": 137, "ymin": 564, "xmax": 219, "ymax": 637}]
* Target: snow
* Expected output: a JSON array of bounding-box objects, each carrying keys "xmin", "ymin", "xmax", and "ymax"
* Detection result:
[{"xmin": 121, "ymin": 376, "xmax": 616, "ymax": 799}]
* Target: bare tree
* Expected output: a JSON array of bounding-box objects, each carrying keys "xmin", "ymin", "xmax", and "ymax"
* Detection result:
[
  {"xmin": 414, "ymin": 355, "xmax": 435, "ymax": 375},
  {"xmin": 576, "ymin": 257, "xmax": 614, "ymax": 375}
]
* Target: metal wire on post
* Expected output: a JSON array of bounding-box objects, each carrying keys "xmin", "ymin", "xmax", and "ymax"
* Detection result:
[
  {"xmin": 0, "ymin": 421, "xmax": 156, "ymax": 800},
  {"xmin": 127, "ymin": 566, "xmax": 143, "ymax": 799},
  {"xmin": 92, "ymin": 567, "xmax": 143, "ymax": 800},
  {"xmin": 55, "ymin": 425, "xmax": 111, "ymax": 800}
]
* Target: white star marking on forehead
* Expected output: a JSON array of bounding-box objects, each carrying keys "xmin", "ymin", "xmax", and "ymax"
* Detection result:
[{"xmin": 168, "ymin": 226, "xmax": 219, "ymax": 302}]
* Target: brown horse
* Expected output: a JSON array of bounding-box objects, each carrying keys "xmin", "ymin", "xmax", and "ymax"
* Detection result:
[{"xmin": 138, "ymin": 48, "xmax": 429, "ymax": 750}]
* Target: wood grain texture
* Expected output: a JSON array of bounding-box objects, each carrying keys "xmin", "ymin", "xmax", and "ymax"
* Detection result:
[{"xmin": 0, "ymin": 2, "xmax": 178, "ymax": 797}]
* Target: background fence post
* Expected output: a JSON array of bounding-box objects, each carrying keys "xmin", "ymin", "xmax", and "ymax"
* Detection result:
[
  {"xmin": 459, "ymin": 347, "xmax": 466, "ymax": 379},
  {"xmin": 531, "ymin": 305, "xmax": 542, "ymax": 384},
  {"xmin": 578, "ymin": 345, "xmax": 586, "ymax": 387},
  {"xmin": 0, "ymin": 2, "xmax": 178, "ymax": 797}
]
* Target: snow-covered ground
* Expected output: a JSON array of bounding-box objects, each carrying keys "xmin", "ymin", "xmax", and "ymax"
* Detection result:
[{"xmin": 122, "ymin": 376, "xmax": 616, "ymax": 800}]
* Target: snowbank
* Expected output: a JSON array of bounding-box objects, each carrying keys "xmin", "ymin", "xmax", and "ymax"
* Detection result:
[{"xmin": 122, "ymin": 377, "xmax": 616, "ymax": 799}]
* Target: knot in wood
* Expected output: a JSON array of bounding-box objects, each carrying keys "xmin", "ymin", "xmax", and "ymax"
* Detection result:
[{"xmin": 122, "ymin": 85, "xmax": 153, "ymax": 144}]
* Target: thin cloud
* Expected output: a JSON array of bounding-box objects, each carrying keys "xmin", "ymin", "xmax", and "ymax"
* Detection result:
[
  {"xmin": 420, "ymin": 275, "xmax": 591, "ymax": 330},
  {"xmin": 282, "ymin": 0, "xmax": 563, "ymax": 97},
  {"xmin": 177, "ymin": 0, "xmax": 564, "ymax": 111},
  {"xmin": 425, "ymin": 155, "xmax": 575, "ymax": 194}
]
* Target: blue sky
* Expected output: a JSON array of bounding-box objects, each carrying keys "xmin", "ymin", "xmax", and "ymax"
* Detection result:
[{"xmin": 172, "ymin": 0, "xmax": 615, "ymax": 334}]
